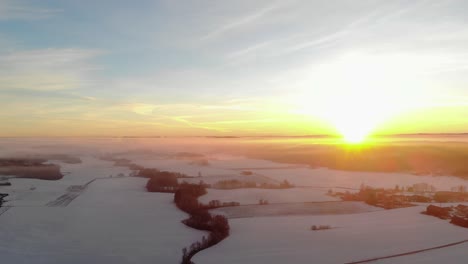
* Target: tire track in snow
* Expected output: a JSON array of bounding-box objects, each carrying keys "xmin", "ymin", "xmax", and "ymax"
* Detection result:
[
  {"xmin": 45, "ymin": 179, "xmax": 98, "ymax": 207},
  {"xmin": 0, "ymin": 206, "xmax": 11, "ymax": 216},
  {"xmin": 45, "ymin": 176, "xmax": 125, "ymax": 207},
  {"xmin": 345, "ymin": 239, "xmax": 468, "ymax": 264}
]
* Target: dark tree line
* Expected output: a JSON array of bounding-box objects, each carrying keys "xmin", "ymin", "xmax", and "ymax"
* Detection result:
[
  {"xmin": 138, "ymin": 168, "xmax": 187, "ymax": 179},
  {"xmin": 143, "ymin": 169, "xmax": 182, "ymax": 193},
  {"xmin": 213, "ymin": 179, "xmax": 293, "ymax": 189},
  {"xmin": 143, "ymin": 170, "xmax": 230, "ymax": 263},
  {"xmin": 0, "ymin": 193, "xmax": 8, "ymax": 207},
  {"xmin": 0, "ymin": 158, "xmax": 63, "ymax": 180},
  {"xmin": 173, "ymin": 184, "xmax": 229, "ymax": 264},
  {"xmin": 425, "ymin": 204, "xmax": 468, "ymax": 228}
]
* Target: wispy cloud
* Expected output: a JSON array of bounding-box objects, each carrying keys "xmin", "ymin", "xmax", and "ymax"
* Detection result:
[
  {"xmin": 170, "ymin": 116, "xmax": 228, "ymax": 132},
  {"xmin": 2, "ymin": 0, "xmax": 468, "ymax": 136},
  {"xmin": 284, "ymin": 30, "xmax": 349, "ymax": 54},
  {"xmin": 0, "ymin": 88, "xmax": 98, "ymax": 102},
  {"xmin": 0, "ymin": 0, "xmax": 61, "ymax": 20},
  {"xmin": 126, "ymin": 103, "xmax": 158, "ymax": 116},
  {"xmin": 226, "ymin": 40, "xmax": 275, "ymax": 59},
  {"xmin": 200, "ymin": 2, "xmax": 280, "ymax": 41},
  {"xmin": 0, "ymin": 48, "xmax": 101, "ymax": 91}
]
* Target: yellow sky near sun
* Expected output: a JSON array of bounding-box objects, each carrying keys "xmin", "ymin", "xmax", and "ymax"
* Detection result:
[
  {"xmin": 2, "ymin": 99, "xmax": 466, "ymax": 137},
  {"xmin": 1, "ymin": 52, "xmax": 466, "ymax": 138},
  {"xmin": 2, "ymin": 1, "xmax": 468, "ymax": 138}
]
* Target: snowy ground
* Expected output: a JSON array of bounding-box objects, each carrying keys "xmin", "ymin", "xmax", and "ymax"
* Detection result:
[
  {"xmin": 194, "ymin": 205, "xmax": 468, "ymax": 264},
  {"xmin": 377, "ymin": 242, "xmax": 467, "ymax": 264},
  {"xmin": 0, "ymin": 157, "xmax": 205, "ymax": 264},
  {"xmin": 200, "ymin": 187, "xmax": 339, "ymax": 206},
  {"xmin": 123, "ymin": 154, "xmax": 468, "ymax": 192},
  {"xmin": 253, "ymin": 167, "xmax": 467, "ymax": 191},
  {"xmin": 210, "ymin": 201, "xmax": 381, "ymax": 219},
  {"xmin": 1, "ymin": 138, "xmax": 467, "ymax": 264},
  {"xmin": 4, "ymin": 157, "xmax": 128, "ymax": 207}
]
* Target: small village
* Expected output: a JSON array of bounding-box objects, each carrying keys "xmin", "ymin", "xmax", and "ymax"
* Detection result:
[{"xmin": 331, "ymin": 182, "xmax": 468, "ymax": 209}]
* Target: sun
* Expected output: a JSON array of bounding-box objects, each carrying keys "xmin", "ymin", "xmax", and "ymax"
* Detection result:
[
  {"xmin": 331, "ymin": 89, "xmax": 396, "ymax": 143},
  {"xmin": 340, "ymin": 127, "xmax": 369, "ymax": 144},
  {"xmin": 296, "ymin": 91, "xmax": 395, "ymax": 144},
  {"xmin": 294, "ymin": 53, "xmax": 418, "ymax": 144},
  {"xmin": 326, "ymin": 98, "xmax": 380, "ymax": 144},
  {"xmin": 324, "ymin": 84, "xmax": 411, "ymax": 144},
  {"xmin": 292, "ymin": 52, "xmax": 426, "ymax": 143}
]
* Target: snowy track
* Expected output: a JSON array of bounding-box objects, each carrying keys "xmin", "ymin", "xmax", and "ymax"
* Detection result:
[
  {"xmin": 0, "ymin": 206, "xmax": 10, "ymax": 216},
  {"xmin": 0, "ymin": 173, "xmax": 204, "ymax": 263},
  {"xmin": 194, "ymin": 205, "xmax": 468, "ymax": 264},
  {"xmin": 345, "ymin": 239, "xmax": 468, "ymax": 263},
  {"xmin": 45, "ymin": 179, "xmax": 96, "ymax": 207}
]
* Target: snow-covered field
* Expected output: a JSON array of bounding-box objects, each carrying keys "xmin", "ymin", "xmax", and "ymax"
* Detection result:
[
  {"xmin": 4, "ymin": 157, "xmax": 130, "ymax": 207},
  {"xmin": 253, "ymin": 167, "xmax": 467, "ymax": 191},
  {"xmin": 1, "ymin": 138, "xmax": 467, "ymax": 264},
  {"xmin": 200, "ymin": 187, "xmax": 339, "ymax": 205},
  {"xmin": 0, "ymin": 157, "xmax": 205, "ymax": 264},
  {"xmin": 194, "ymin": 205, "xmax": 468, "ymax": 264},
  {"xmin": 210, "ymin": 201, "xmax": 382, "ymax": 219},
  {"xmin": 377, "ymin": 242, "xmax": 467, "ymax": 264},
  {"xmin": 122, "ymin": 154, "xmax": 467, "ymax": 192}
]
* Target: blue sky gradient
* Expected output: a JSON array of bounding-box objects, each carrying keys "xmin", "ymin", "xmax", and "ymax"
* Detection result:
[{"xmin": 2, "ymin": 0, "xmax": 468, "ymax": 136}]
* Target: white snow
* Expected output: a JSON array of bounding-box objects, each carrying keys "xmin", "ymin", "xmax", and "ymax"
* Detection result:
[
  {"xmin": 247, "ymin": 167, "xmax": 467, "ymax": 191},
  {"xmin": 194, "ymin": 205, "xmax": 468, "ymax": 264},
  {"xmin": 210, "ymin": 201, "xmax": 382, "ymax": 219},
  {"xmin": 124, "ymin": 154, "xmax": 468, "ymax": 192},
  {"xmin": 0, "ymin": 157, "xmax": 205, "ymax": 264},
  {"xmin": 1, "ymin": 138, "xmax": 467, "ymax": 264},
  {"xmin": 377, "ymin": 242, "xmax": 467, "ymax": 264},
  {"xmin": 200, "ymin": 187, "xmax": 339, "ymax": 205}
]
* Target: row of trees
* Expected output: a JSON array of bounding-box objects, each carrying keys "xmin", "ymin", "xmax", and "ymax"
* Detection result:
[
  {"xmin": 173, "ymin": 184, "xmax": 230, "ymax": 264},
  {"xmin": 0, "ymin": 193, "xmax": 8, "ymax": 207},
  {"xmin": 425, "ymin": 204, "xmax": 468, "ymax": 228},
  {"xmin": 0, "ymin": 158, "xmax": 67, "ymax": 181},
  {"xmin": 143, "ymin": 172, "xmax": 230, "ymax": 264},
  {"xmin": 144, "ymin": 169, "xmax": 182, "ymax": 193},
  {"xmin": 207, "ymin": 200, "xmax": 240, "ymax": 208},
  {"xmin": 139, "ymin": 168, "xmax": 187, "ymax": 179},
  {"xmin": 213, "ymin": 179, "xmax": 293, "ymax": 189}
]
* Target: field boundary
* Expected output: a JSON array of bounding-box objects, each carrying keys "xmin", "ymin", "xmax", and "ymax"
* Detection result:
[{"xmin": 345, "ymin": 239, "xmax": 468, "ymax": 264}]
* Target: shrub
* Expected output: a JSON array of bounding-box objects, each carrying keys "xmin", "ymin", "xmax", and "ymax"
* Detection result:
[
  {"xmin": 145, "ymin": 171, "xmax": 180, "ymax": 192},
  {"xmin": 426, "ymin": 205, "xmax": 451, "ymax": 219},
  {"xmin": 450, "ymin": 215, "xmax": 468, "ymax": 228},
  {"xmin": 311, "ymin": 224, "xmax": 331, "ymax": 231}
]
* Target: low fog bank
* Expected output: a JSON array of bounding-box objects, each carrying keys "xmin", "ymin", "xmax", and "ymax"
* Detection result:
[{"xmin": 2, "ymin": 137, "xmax": 468, "ymax": 181}]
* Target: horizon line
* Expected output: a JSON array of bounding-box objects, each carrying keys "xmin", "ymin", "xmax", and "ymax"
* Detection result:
[{"xmin": 2, "ymin": 133, "xmax": 468, "ymax": 139}]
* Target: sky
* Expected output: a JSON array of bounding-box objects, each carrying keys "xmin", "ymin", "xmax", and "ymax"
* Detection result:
[{"xmin": 1, "ymin": 0, "xmax": 468, "ymax": 137}]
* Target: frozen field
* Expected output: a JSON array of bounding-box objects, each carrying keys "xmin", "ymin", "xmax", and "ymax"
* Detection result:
[
  {"xmin": 0, "ymin": 158, "xmax": 205, "ymax": 264},
  {"xmin": 121, "ymin": 153, "xmax": 468, "ymax": 192},
  {"xmin": 1, "ymin": 138, "xmax": 467, "ymax": 264},
  {"xmin": 377, "ymin": 242, "xmax": 467, "ymax": 264},
  {"xmin": 199, "ymin": 187, "xmax": 340, "ymax": 206},
  {"xmin": 245, "ymin": 167, "xmax": 467, "ymax": 191},
  {"xmin": 4, "ymin": 157, "xmax": 130, "ymax": 207},
  {"xmin": 210, "ymin": 201, "xmax": 381, "ymax": 219},
  {"xmin": 194, "ymin": 205, "xmax": 468, "ymax": 264}
]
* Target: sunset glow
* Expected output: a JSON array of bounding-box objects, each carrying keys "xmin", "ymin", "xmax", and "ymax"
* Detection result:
[
  {"xmin": 2, "ymin": 2, "xmax": 468, "ymax": 263},
  {"xmin": 1, "ymin": 1, "xmax": 468, "ymax": 137}
]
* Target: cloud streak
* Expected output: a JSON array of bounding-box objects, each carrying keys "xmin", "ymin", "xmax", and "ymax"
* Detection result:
[
  {"xmin": 0, "ymin": 0, "xmax": 61, "ymax": 20},
  {"xmin": 0, "ymin": 48, "xmax": 101, "ymax": 91},
  {"xmin": 200, "ymin": 2, "xmax": 280, "ymax": 41},
  {"xmin": 2, "ymin": 0, "xmax": 468, "ymax": 136}
]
